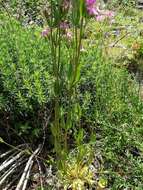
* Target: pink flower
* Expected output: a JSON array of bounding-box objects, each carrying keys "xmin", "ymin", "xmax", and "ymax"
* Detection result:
[
  {"xmin": 105, "ymin": 10, "xmax": 115, "ymax": 18},
  {"xmin": 87, "ymin": 7, "xmax": 98, "ymax": 16},
  {"xmin": 62, "ymin": 0, "xmax": 70, "ymax": 11},
  {"xmin": 95, "ymin": 7, "xmax": 115, "ymax": 22},
  {"xmin": 85, "ymin": 0, "xmax": 115, "ymax": 21},
  {"xmin": 86, "ymin": 0, "xmax": 97, "ymax": 16},
  {"xmin": 66, "ymin": 31, "xmax": 72, "ymax": 40},
  {"xmin": 96, "ymin": 15, "xmax": 106, "ymax": 21},
  {"xmin": 86, "ymin": 0, "xmax": 96, "ymax": 6},
  {"xmin": 41, "ymin": 28, "xmax": 49, "ymax": 37},
  {"xmin": 60, "ymin": 21, "xmax": 69, "ymax": 29}
]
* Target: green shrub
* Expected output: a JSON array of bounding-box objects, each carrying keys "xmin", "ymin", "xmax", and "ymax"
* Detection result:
[
  {"xmin": 79, "ymin": 46, "xmax": 143, "ymax": 189},
  {"xmin": 0, "ymin": 0, "xmax": 44, "ymax": 24},
  {"xmin": 107, "ymin": 0, "xmax": 136, "ymax": 9},
  {"xmin": 0, "ymin": 14, "xmax": 53, "ymax": 112}
]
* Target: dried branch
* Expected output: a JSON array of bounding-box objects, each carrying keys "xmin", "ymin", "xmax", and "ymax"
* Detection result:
[
  {"xmin": 0, "ymin": 149, "xmax": 14, "ymax": 159},
  {"xmin": 0, "ymin": 157, "xmax": 27, "ymax": 186},
  {"xmin": 110, "ymin": 32, "xmax": 130, "ymax": 47},
  {"xmin": 0, "ymin": 151, "xmax": 24, "ymax": 173},
  {"xmin": 0, "ymin": 144, "xmax": 29, "ymax": 159},
  {"xmin": 16, "ymin": 145, "xmax": 41, "ymax": 190},
  {"xmin": 22, "ymin": 160, "xmax": 33, "ymax": 190},
  {"xmin": 36, "ymin": 158, "xmax": 44, "ymax": 190},
  {"xmin": 3, "ymin": 168, "xmax": 23, "ymax": 190}
]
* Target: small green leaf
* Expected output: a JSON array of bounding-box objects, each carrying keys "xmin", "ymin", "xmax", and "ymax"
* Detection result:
[
  {"xmin": 25, "ymin": 149, "xmax": 31, "ymax": 155},
  {"xmin": 73, "ymin": 63, "xmax": 81, "ymax": 85},
  {"xmin": 80, "ymin": 0, "xmax": 84, "ymax": 18},
  {"xmin": 98, "ymin": 177, "xmax": 108, "ymax": 189},
  {"xmin": 67, "ymin": 63, "xmax": 73, "ymax": 81},
  {"xmin": 0, "ymin": 137, "xmax": 4, "ymax": 143}
]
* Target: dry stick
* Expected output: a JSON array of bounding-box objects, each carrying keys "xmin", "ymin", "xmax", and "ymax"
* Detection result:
[
  {"xmin": 0, "ymin": 158, "xmax": 27, "ymax": 186},
  {"xmin": 110, "ymin": 32, "xmax": 130, "ymax": 47},
  {"xmin": 1, "ymin": 138, "xmax": 48, "ymax": 164},
  {"xmin": 16, "ymin": 145, "xmax": 41, "ymax": 190},
  {"xmin": 0, "ymin": 149, "xmax": 21, "ymax": 167},
  {"xmin": 0, "ymin": 144, "xmax": 28, "ymax": 159},
  {"xmin": 2, "ymin": 140, "xmax": 31, "ymax": 154},
  {"xmin": 36, "ymin": 158, "xmax": 44, "ymax": 190},
  {"xmin": 0, "ymin": 148, "xmax": 28, "ymax": 174},
  {"xmin": 1, "ymin": 142, "xmax": 47, "ymax": 165},
  {"xmin": 3, "ymin": 166, "xmax": 24, "ymax": 190},
  {"xmin": 0, "ymin": 151, "xmax": 24, "ymax": 172},
  {"xmin": 0, "ymin": 152, "xmax": 18, "ymax": 168},
  {"xmin": 0, "ymin": 155, "xmax": 26, "ymax": 180},
  {"xmin": 0, "ymin": 161, "xmax": 17, "ymax": 181},
  {"xmin": 0, "ymin": 164, "xmax": 16, "ymax": 186},
  {"xmin": 0, "ymin": 149, "xmax": 15, "ymax": 159},
  {"xmin": 22, "ymin": 160, "xmax": 33, "ymax": 190}
]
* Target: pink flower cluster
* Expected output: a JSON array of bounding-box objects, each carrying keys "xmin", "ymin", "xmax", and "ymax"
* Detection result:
[
  {"xmin": 41, "ymin": 28, "xmax": 49, "ymax": 37},
  {"xmin": 41, "ymin": 1, "xmax": 115, "ymax": 39},
  {"xmin": 86, "ymin": 0, "xmax": 98, "ymax": 16},
  {"xmin": 60, "ymin": 21, "xmax": 69, "ymax": 29},
  {"xmin": 96, "ymin": 9, "xmax": 114, "ymax": 22},
  {"xmin": 85, "ymin": 0, "xmax": 114, "ymax": 22},
  {"xmin": 41, "ymin": 22, "xmax": 72, "ymax": 41}
]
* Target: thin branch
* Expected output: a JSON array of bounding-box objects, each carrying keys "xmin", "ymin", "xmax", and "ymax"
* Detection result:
[
  {"xmin": 110, "ymin": 32, "xmax": 130, "ymax": 47},
  {"xmin": 0, "ymin": 144, "xmax": 29, "ymax": 159},
  {"xmin": 0, "ymin": 158, "xmax": 27, "ymax": 186},
  {"xmin": 0, "ymin": 151, "xmax": 24, "ymax": 173},
  {"xmin": 16, "ymin": 145, "xmax": 41, "ymax": 190},
  {"xmin": 3, "ymin": 168, "xmax": 24, "ymax": 190},
  {"xmin": 0, "ymin": 149, "xmax": 15, "ymax": 159},
  {"xmin": 36, "ymin": 158, "xmax": 44, "ymax": 190},
  {"xmin": 22, "ymin": 160, "xmax": 33, "ymax": 190}
]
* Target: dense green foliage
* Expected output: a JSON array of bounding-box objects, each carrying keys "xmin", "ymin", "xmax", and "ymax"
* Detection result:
[
  {"xmin": 0, "ymin": 15, "xmax": 53, "ymax": 110},
  {"xmin": 0, "ymin": 0, "xmax": 43, "ymax": 24}
]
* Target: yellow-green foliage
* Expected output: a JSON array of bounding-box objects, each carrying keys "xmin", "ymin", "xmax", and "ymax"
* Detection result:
[{"xmin": 0, "ymin": 14, "xmax": 53, "ymax": 111}]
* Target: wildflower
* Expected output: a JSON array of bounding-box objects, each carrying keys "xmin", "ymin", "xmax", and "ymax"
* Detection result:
[
  {"xmin": 66, "ymin": 31, "xmax": 72, "ymax": 40},
  {"xmin": 62, "ymin": 0, "xmax": 70, "ymax": 12},
  {"xmin": 105, "ymin": 10, "xmax": 115, "ymax": 18},
  {"xmin": 96, "ymin": 9, "xmax": 115, "ymax": 22},
  {"xmin": 96, "ymin": 15, "xmax": 105, "ymax": 21},
  {"xmin": 86, "ymin": 0, "xmax": 96, "ymax": 6},
  {"xmin": 60, "ymin": 21, "xmax": 69, "ymax": 29},
  {"xmin": 85, "ymin": 0, "xmax": 115, "ymax": 22},
  {"xmin": 100, "ymin": 10, "xmax": 114, "ymax": 18},
  {"xmin": 86, "ymin": 0, "xmax": 98, "ymax": 16},
  {"xmin": 87, "ymin": 7, "xmax": 98, "ymax": 16},
  {"xmin": 41, "ymin": 28, "xmax": 50, "ymax": 37}
]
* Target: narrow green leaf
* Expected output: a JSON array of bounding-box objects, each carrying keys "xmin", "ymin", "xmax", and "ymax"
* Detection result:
[{"xmin": 0, "ymin": 137, "xmax": 4, "ymax": 143}]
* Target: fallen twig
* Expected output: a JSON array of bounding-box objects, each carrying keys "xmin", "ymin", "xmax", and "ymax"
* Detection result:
[
  {"xmin": 110, "ymin": 32, "xmax": 130, "ymax": 47},
  {"xmin": 16, "ymin": 145, "xmax": 41, "ymax": 190},
  {"xmin": 36, "ymin": 158, "xmax": 44, "ymax": 190},
  {"xmin": 0, "ymin": 144, "xmax": 29, "ymax": 159},
  {"xmin": 22, "ymin": 160, "xmax": 33, "ymax": 190},
  {"xmin": 0, "ymin": 149, "xmax": 14, "ymax": 159},
  {"xmin": 0, "ymin": 151, "xmax": 24, "ymax": 173},
  {"xmin": 0, "ymin": 157, "xmax": 27, "ymax": 186},
  {"xmin": 3, "ymin": 168, "xmax": 23, "ymax": 190}
]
